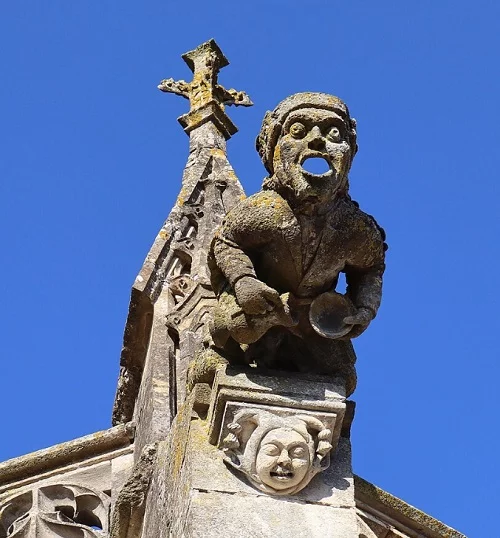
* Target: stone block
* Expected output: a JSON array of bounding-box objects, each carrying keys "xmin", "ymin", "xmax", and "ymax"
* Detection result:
[{"xmin": 189, "ymin": 490, "xmax": 359, "ymax": 538}]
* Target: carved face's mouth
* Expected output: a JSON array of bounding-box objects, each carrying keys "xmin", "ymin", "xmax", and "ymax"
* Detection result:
[
  {"xmin": 270, "ymin": 466, "xmax": 294, "ymax": 480},
  {"xmin": 300, "ymin": 153, "xmax": 332, "ymax": 178}
]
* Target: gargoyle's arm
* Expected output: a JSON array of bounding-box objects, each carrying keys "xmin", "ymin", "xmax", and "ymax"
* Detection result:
[
  {"xmin": 345, "ymin": 261, "xmax": 385, "ymax": 317},
  {"xmin": 212, "ymin": 233, "xmax": 258, "ymax": 287},
  {"xmin": 211, "ymin": 223, "xmax": 283, "ymax": 316},
  {"xmin": 344, "ymin": 211, "xmax": 387, "ymax": 317},
  {"xmin": 211, "ymin": 197, "xmax": 272, "ymax": 288}
]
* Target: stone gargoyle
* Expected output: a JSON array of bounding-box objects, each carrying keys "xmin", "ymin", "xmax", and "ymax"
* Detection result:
[{"xmin": 189, "ymin": 92, "xmax": 387, "ymax": 396}]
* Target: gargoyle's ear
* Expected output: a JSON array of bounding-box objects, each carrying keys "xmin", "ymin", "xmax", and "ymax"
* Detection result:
[
  {"xmin": 256, "ymin": 111, "xmax": 275, "ymax": 174},
  {"xmin": 255, "ymin": 111, "xmax": 272, "ymax": 157}
]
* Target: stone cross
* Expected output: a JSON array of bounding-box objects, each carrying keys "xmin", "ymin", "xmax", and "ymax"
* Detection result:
[{"xmin": 158, "ymin": 39, "xmax": 252, "ymax": 139}]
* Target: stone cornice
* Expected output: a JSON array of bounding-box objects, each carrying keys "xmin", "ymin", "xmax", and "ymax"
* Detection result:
[{"xmin": 0, "ymin": 423, "xmax": 134, "ymax": 490}]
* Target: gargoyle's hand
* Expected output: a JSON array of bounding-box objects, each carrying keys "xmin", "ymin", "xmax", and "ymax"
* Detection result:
[
  {"xmin": 234, "ymin": 276, "xmax": 282, "ymax": 315},
  {"xmin": 342, "ymin": 307, "xmax": 374, "ymax": 339}
]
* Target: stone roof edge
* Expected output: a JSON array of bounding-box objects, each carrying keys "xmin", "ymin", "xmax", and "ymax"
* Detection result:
[
  {"xmin": 354, "ymin": 475, "xmax": 466, "ymax": 538},
  {"xmin": 0, "ymin": 423, "xmax": 135, "ymax": 488}
]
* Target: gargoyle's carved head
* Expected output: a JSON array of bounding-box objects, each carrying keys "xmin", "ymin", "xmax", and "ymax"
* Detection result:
[
  {"xmin": 255, "ymin": 426, "xmax": 312, "ymax": 491},
  {"xmin": 222, "ymin": 409, "xmax": 333, "ymax": 495},
  {"xmin": 256, "ymin": 92, "xmax": 357, "ymax": 208}
]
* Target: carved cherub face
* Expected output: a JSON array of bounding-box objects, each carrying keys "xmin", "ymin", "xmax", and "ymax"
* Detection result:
[
  {"xmin": 255, "ymin": 427, "xmax": 312, "ymax": 490},
  {"xmin": 272, "ymin": 108, "xmax": 353, "ymax": 206}
]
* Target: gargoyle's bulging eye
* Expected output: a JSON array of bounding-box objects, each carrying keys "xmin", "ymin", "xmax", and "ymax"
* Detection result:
[
  {"xmin": 327, "ymin": 127, "xmax": 342, "ymax": 142},
  {"xmin": 289, "ymin": 122, "xmax": 306, "ymax": 139}
]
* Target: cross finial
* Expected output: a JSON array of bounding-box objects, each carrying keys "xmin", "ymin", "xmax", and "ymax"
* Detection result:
[{"xmin": 158, "ymin": 39, "xmax": 252, "ymax": 139}]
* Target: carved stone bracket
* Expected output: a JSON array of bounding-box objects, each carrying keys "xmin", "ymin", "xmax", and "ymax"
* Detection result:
[
  {"xmin": 0, "ymin": 484, "xmax": 110, "ymax": 537},
  {"xmin": 207, "ymin": 367, "xmax": 347, "ymax": 496}
]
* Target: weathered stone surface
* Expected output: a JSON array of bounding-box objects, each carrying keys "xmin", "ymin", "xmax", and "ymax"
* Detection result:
[
  {"xmin": 110, "ymin": 443, "xmax": 158, "ymax": 538},
  {"xmin": 139, "ymin": 388, "xmax": 358, "ymax": 537},
  {"xmin": 135, "ymin": 364, "xmax": 356, "ymax": 533},
  {"xmin": 113, "ymin": 294, "xmax": 153, "ymax": 427},
  {"xmin": 131, "ymin": 292, "xmax": 173, "ymax": 459},
  {"xmin": 158, "ymin": 39, "xmax": 252, "ymax": 138},
  {"xmin": 140, "ymin": 392, "xmax": 197, "ymax": 538}
]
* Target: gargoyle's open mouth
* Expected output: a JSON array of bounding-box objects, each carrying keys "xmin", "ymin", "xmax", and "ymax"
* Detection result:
[
  {"xmin": 271, "ymin": 468, "xmax": 294, "ymax": 480},
  {"xmin": 300, "ymin": 155, "xmax": 332, "ymax": 177}
]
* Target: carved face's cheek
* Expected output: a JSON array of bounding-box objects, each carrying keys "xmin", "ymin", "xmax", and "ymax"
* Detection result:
[
  {"xmin": 274, "ymin": 136, "xmax": 304, "ymax": 170},
  {"xmin": 290, "ymin": 451, "xmax": 310, "ymax": 483},
  {"xmin": 255, "ymin": 444, "xmax": 280, "ymax": 483},
  {"xmin": 326, "ymin": 141, "xmax": 351, "ymax": 175},
  {"xmin": 273, "ymin": 137, "xmax": 311, "ymax": 195}
]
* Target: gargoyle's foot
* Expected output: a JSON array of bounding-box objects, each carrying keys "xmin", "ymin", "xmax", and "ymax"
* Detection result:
[{"xmin": 186, "ymin": 348, "xmax": 229, "ymax": 394}]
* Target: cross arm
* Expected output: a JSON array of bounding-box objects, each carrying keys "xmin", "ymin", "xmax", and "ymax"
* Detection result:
[
  {"xmin": 217, "ymin": 86, "xmax": 253, "ymax": 107},
  {"xmin": 158, "ymin": 78, "xmax": 191, "ymax": 99}
]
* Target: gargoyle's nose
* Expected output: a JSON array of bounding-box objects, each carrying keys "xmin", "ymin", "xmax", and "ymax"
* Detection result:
[
  {"xmin": 277, "ymin": 449, "xmax": 292, "ymax": 466},
  {"xmin": 307, "ymin": 126, "xmax": 325, "ymax": 151}
]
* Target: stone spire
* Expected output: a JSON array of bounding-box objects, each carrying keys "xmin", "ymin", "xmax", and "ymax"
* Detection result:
[{"xmin": 112, "ymin": 40, "xmax": 249, "ymax": 461}]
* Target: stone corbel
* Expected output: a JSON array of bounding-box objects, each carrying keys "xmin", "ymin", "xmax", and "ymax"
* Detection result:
[{"xmin": 207, "ymin": 367, "xmax": 347, "ymax": 496}]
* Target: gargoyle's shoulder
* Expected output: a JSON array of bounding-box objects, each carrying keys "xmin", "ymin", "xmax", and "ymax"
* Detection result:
[
  {"xmin": 221, "ymin": 191, "xmax": 292, "ymax": 233},
  {"xmin": 232, "ymin": 191, "xmax": 292, "ymax": 219},
  {"xmin": 243, "ymin": 190, "xmax": 290, "ymax": 210},
  {"xmin": 342, "ymin": 199, "xmax": 387, "ymax": 246}
]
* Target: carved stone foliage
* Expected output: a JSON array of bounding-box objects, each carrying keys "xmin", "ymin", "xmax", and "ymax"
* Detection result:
[
  {"xmin": 0, "ymin": 484, "xmax": 109, "ymax": 537},
  {"xmin": 220, "ymin": 406, "xmax": 335, "ymax": 496}
]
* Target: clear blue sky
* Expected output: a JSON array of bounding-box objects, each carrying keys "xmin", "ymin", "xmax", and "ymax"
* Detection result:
[{"xmin": 1, "ymin": 2, "xmax": 498, "ymax": 536}]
